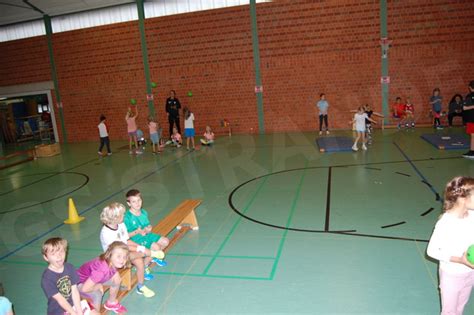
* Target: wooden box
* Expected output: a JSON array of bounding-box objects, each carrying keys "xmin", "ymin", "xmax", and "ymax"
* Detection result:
[{"xmin": 35, "ymin": 143, "xmax": 61, "ymax": 157}]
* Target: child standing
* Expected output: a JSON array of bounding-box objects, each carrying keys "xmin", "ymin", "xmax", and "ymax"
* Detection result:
[
  {"xmin": 76, "ymin": 241, "xmax": 128, "ymax": 313},
  {"xmin": 427, "ymin": 176, "xmax": 474, "ymax": 315},
  {"xmin": 430, "ymin": 88, "xmax": 443, "ymax": 129},
  {"xmin": 317, "ymin": 93, "xmax": 329, "ymax": 135},
  {"xmin": 404, "ymin": 97, "xmax": 415, "ymax": 128},
  {"xmin": 183, "ymin": 107, "xmax": 195, "ymax": 150},
  {"xmin": 351, "ymin": 106, "xmax": 376, "ymax": 151},
  {"xmin": 463, "ymin": 81, "xmax": 474, "ymax": 159},
  {"xmin": 99, "ymin": 202, "xmax": 165, "ymax": 298},
  {"xmin": 200, "ymin": 125, "xmax": 215, "ymax": 146},
  {"xmin": 98, "ymin": 114, "xmax": 111, "ymax": 156},
  {"xmin": 363, "ymin": 104, "xmax": 383, "ymax": 144},
  {"xmin": 125, "ymin": 106, "xmax": 142, "ymax": 154},
  {"xmin": 124, "ymin": 189, "xmax": 169, "ymax": 266},
  {"xmin": 41, "ymin": 237, "xmax": 84, "ymax": 315},
  {"xmin": 148, "ymin": 116, "xmax": 160, "ymax": 154}
]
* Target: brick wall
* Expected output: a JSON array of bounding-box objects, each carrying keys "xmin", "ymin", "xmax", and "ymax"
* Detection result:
[{"xmin": 0, "ymin": 0, "xmax": 472, "ymax": 141}]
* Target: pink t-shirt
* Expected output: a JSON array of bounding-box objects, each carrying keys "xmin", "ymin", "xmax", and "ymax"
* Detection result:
[
  {"xmin": 203, "ymin": 131, "xmax": 215, "ymax": 141},
  {"xmin": 148, "ymin": 121, "xmax": 158, "ymax": 134},
  {"xmin": 76, "ymin": 257, "xmax": 117, "ymax": 284},
  {"xmin": 172, "ymin": 133, "xmax": 182, "ymax": 142},
  {"xmin": 126, "ymin": 116, "xmax": 137, "ymax": 133}
]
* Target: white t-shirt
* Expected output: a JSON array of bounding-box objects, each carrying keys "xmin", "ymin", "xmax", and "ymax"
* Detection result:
[
  {"xmin": 184, "ymin": 113, "xmax": 194, "ymax": 129},
  {"xmin": 98, "ymin": 122, "xmax": 108, "ymax": 137},
  {"xmin": 100, "ymin": 223, "xmax": 129, "ymax": 251},
  {"xmin": 427, "ymin": 211, "xmax": 474, "ymax": 274},
  {"xmin": 354, "ymin": 113, "xmax": 368, "ymax": 131}
]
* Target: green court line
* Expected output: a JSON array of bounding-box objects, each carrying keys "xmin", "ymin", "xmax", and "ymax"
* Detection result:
[
  {"xmin": 269, "ymin": 164, "xmax": 308, "ymax": 280},
  {"xmin": 153, "ymin": 271, "xmax": 270, "ymax": 281},
  {"xmin": 414, "ymin": 240, "xmax": 438, "ymax": 289},
  {"xmin": 169, "ymin": 253, "xmax": 275, "ymax": 260},
  {"xmin": 202, "ymin": 175, "xmax": 270, "ymax": 275},
  {"xmin": 1, "ymin": 260, "xmax": 45, "ymax": 266}
]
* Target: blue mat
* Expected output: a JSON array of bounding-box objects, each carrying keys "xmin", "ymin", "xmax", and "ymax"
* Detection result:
[
  {"xmin": 421, "ymin": 133, "xmax": 469, "ymax": 150},
  {"xmin": 316, "ymin": 136, "xmax": 353, "ymax": 152}
]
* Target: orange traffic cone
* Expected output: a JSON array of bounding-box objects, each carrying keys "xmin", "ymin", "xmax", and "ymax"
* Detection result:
[{"xmin": 64, "ymin": 198, "xmax": 85, "ymax": 224}]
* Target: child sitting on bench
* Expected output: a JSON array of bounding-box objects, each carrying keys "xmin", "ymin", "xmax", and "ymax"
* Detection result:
[
  {"xmin": 124, "ymin": 189, "xmax": 170, "ymax": 266},
  {"xmin": 100, "ymin": 203, "xmax": 165, "ymax": 298}
]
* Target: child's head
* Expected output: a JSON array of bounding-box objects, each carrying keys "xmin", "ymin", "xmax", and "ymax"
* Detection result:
[
  {"xmin": 100, "ymin": 241, "xmax": 129, "ymax": 269},
  {"xmin": 395, "ymin": 97, "xmax": 402, "ymax": 103},
  {"xmin": 100, "ymin": 202, "xmax": 126, "ymax": 226},
  {"xmin": 357, "ymin": 106, "xmax": 365, "ymax": 113},
  {"xmin": 42, "ymin": 237, "xmax": 68, "ymax": 267},
  {"xmin": 205, "ymin": 125, "xmax": 212, "ymax": 133},
  {"xmin": 469, "ymin": 80, "xmax": 474, "ymax": 92},
  {"xmin": 126, "ymin": 189, "xmax": 142, "ymax": 211},
  {"xmin": 320, "ymin": 93, "xmax": 325, "ymax": 100},
  {"xmin": 170, "ymin": 90, "xmax": 176, "ymax": 98},
  {"xmin": 406, "ymin": 97, "xmax": 411, "ymax": 103},
  {"xmin": 183, "ymin": 106, "xmax": 191, "ymax": 118},
  {"xmin": 100, "ymin": 114, "xmax": 106, "ymax": 122},
  {"xmin": 433, "ymin": 88, "xmax": 440, "ymax": 96},
  {"xmin": 443, "ymin": 176, "xmax": 474, "ymax": 212},
  {"xmin": 454, "ymin": 94, "xmax": 463, "ymax": 103},
  {"xmin": 364, "ymin": 104, "xmax": 371, "ymax": 110}
]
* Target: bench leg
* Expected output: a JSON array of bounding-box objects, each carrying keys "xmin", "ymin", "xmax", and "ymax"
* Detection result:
[{"xmin": 177, "ymin": 209, "xmax": 199, "ymax": 230}]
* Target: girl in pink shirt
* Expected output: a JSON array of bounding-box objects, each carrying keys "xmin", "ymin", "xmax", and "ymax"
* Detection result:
[
  {"xmin": 200, "ymin": 125, "xmax": 215, "ymax": 146},
  {"xmin": 76, "ymin": 241, "xmax": 129, "ymax": 313},
  {"xmin": 125, "ymin": 106, "xmax": 141, "ymax": 154},
  {"xmin": 148, "ymin": 116, "xmax": 161, "ymax": 154}
]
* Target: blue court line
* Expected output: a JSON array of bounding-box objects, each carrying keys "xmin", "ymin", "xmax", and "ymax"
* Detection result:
[
  {"xmin": 0, "ymin": 152, "xmax": 191, "ymax": 262},
  {"xmin": 393, "ymin": 142, "xmax": 442, "ymax": 203}
]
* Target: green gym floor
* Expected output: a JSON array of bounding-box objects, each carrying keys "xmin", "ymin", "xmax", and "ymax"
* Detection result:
[{"xmin": 1, "ymin": 127, "xmax": 473, "ymax": 314}]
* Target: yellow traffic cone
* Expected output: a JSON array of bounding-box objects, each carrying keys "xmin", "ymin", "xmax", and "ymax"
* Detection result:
[{"xmin": 64, "ymin": 198, "xmax": 85, "ymax": 224}]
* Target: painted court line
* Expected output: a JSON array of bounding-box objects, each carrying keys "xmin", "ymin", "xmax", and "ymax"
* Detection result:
[
  {"xmin": 269, "ymin": 164, "xmax": 308, "ymax": 280},
  {"xmin": 0, "ymin": 152, "xmax": 191, "ymax": 262}
]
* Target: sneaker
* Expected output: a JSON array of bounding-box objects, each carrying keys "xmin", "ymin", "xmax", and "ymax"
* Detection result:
[
  {"xmin": 144, "ymin": 271, "xmax": 154, "ymax": 281},
  {"xmin": 352, "ymin": 145, "xmax": 358, "ymax": 151},
  {"xmin": 462, "ymin": 151, "xmax": 474, "ymax": 159},
  {"xmin": 136, "ymin": 285, "xmax": 155, "ymax": 298},
  {"xmin": 405, "ymin": 123, "xmax": 409, "ymax": 128},
  {"xmin": 362, "ymin": 145, "xmax": 367, "ymax": 151},
  {"xmin": 129, "ymin": 150, "xmax": 133, "ymax": 154},
  {"xmin": 319, "ymin": 131, "xmax": 323, "ymax": 136},
  {"xmin": 150, "ymin": 250, "xmax": 165, "ymax": 260},
  {"xmin": 107, "ymin": 152, "xmax": 112, "ymax": 156},
  {"xmin": 177, "ymin": 144, "xmax": 182, "ymax": 148},
  {"xmin": 165, "ymin": 140, "xmax": 172, "ymax": 145},
  {"xmin": 98, "ymin": 151, "xmax": 102, "ymax": 155},
  {"xmin": 145, "ymin": 267, "xmax": 152, "ymax": 274},
  {"xmin": 200, "ymin": 139, "xmax": 207, "ymax": 145},
  {"xmin": 136, "ymin": 150, "xmax": 144, "ymax": 154},
  {"xmin": 411, "ymin": 123, "xmax": 415, "ymax": 128},
  {"xmin": 152, "ymin": 257, "xmax": 168, "ymax": 267},
  {"xmin": 326, "ymin": 130, "xmax": 330, "ymax": 135},
  {"xmin": 104, "ymin": 301, "xmax": 128, "ymax": 313}
]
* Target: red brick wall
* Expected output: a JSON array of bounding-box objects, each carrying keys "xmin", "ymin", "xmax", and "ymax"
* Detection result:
[{"xmin": 0, "ymin": 0, "xmax": 472, "ymax": 141}]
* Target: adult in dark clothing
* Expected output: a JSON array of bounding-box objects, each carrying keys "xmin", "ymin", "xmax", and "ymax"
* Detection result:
[
  {"xmin": 165, "ymin": 90, "xmax": 181, "ymax": 137},
  {"xmin": 462, "ymin": 81, "xmax": 474, "ymax": 159},
  {"xmin": 447, "ymin": 94, "xmax": 464, "ymax": 127}
]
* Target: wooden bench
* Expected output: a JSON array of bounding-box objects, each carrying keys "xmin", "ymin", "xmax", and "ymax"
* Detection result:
[{"xmin": 100, "ymin": 199, "xmax": 201, "ymax": 314}]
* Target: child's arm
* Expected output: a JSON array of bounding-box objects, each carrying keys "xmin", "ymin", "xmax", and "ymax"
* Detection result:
[
  {"xmin": 71, "ymin": 285, "xmax": 84, "ymax": 315},
  {"xmin": 372, "ymin": 111, "xmax": 384, "ymax": 118},
  {"xmin": 368, "ymin": 117, "xmax": 377, "ymax": 124},
  {"xmin": 52, "ymin": 293, "xmax": 79, "ymax": 315},
  {"xmin": 463, "ymin": 105, "xmax": 474, "ymax": 111},
  {"xmin": 80, "ymin": 278, "xmax": 103, "ymax": 295}
]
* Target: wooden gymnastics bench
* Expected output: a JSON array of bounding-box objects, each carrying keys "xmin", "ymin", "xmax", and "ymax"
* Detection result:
[{"xmin": 100, "ymin": 199, "xmax": 201, "ymax": 314}]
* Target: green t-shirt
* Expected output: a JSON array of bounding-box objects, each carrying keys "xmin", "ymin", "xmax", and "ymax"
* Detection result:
[{"xmin": 124, "ymin": 209, "xmax": 151, "ymax": 244}]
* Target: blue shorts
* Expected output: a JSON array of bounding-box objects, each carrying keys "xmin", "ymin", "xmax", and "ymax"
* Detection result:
[
  {"xmin": 150, "ymin": 133, "xmax": 159, "ymax": 144},
  {"xmin": 184, "ymin": 128, "xmax": 195, "ymax": 137}
]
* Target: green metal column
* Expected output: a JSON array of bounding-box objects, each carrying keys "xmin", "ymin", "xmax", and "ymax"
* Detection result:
[
  {"xmin": 44, "ymin": 15, "xmax": 67, "ymax": 143},
  {"xmin": 250, "ymin": 0, "xmax": 265, "ymax": 134},
  {"xmin": 380, "ymin": 0, "xmax": 389, "ymax": 124},
  {"xmin": 136, "ymin": 0, "xmax": 155, "ymax": 117}
]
